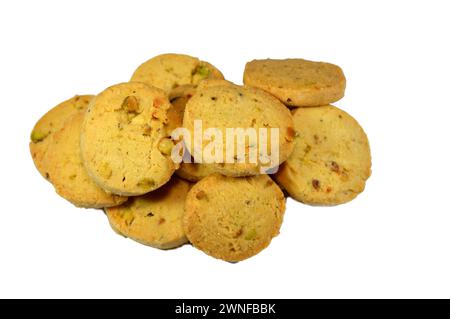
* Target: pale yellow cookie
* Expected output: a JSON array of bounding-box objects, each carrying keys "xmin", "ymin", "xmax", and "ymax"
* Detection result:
[
  {"xmin": 106, "ymin": 176, "xmax": 191, "ymax": 249},
  {"xmin": 45, "ymin": 113, "xmax": 127, "ymax": 208},
  {"xmin": 184, "ymin": 174, "xmax": 286, "ymax": 262},
  {"xmin": 29, "ymin": 95, "xmax": 93, "ymax": 179},
  {"xmin": 274, "ymin": 105, "xmax": 371, "ymax": 205},
  {"xmin": 80, "ymin": 82, "xmax": 177, "ymax": 196},
  {"xmin": 244, "ymin": 58, "xmax": 346, "ymax": 107},
  {"xmin": 131, "ymin": 53, "xmax": 224, "ymax": 93},
  {"xmin": 183, "ymin": 83, "xmax": 295, "ymax": 176}
]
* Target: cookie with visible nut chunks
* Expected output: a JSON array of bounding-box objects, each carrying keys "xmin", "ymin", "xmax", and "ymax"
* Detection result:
[
  {"xmin": 182, "ymin": 83, "xmax": 295, "ymax": 176},
  {"xmin": 45, "ymin": 113, "xmax": 127, "ymax": 208},
  {"xmin": 274, "ymin": 105, "xmax": 371, "ymax": 205},
  {"xmin": 243, "ymin": 58, "xmax": 346, "ymax": 107},
  {"xmin": 131, "ymin": 53, "xmax": 224, "ymax": 93},
  {"xmin": 106, "ymin": 176, "xmax": 190, "ymax": 249},
  {"xmin": 29, "ymin": 95, "xmax": 94, "ymax": 179},
  {"xmin": 80, "ymin": 82, "xmax": 177, "ymax": 196},
  {"xmin": 184, "ymin": 174, "xmax": 285, "ymax": 262}
]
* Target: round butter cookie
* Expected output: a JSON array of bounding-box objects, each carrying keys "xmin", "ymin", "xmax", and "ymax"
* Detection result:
[
  {"xmin": 130, "ymin": 53, "xmax": 224, "ymax": 93},
  {"xmin": 80, "ymin": 82, "xmax": 177, "ymax": 196},
  {"xmin": 45, "ymin": 113, "xmax": 127, "ymax": 208},
  {"xmin": 184, "ymin": 174, "xmax": 285, "ymax": 262},
  {"xmin": 243, "ymin": 58, "xmax": 346, "ymax": 107},
  {"xmin": 29, "ymin": 95, "xmax": 94, "ymax": 179},
  {"xmin": 106, "ymin": 176, "xmax": 191, "ymax": 249},
  {"xmin": 274, "ymin": 105, "xmax": 371, "ymax": 205},
  {"xmin": 182, "ymin": 83, "xmax": 295, "ymax": 176}
]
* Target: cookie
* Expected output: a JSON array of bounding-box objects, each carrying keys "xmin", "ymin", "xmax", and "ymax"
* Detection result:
[
  {"xmin": 106, "ymin": 176, "xmax": 191, "ymax": 249},
  {"xmin": 29, "ymin": 95, "xmax": 94, "ymax": 179},
  {"xmin": 274, "ymin": 105, "xmax": 371, "ymax": 205},
  {"xmin": 45, "ymin": 113, "xmax": 127, "ymax": 208},
  {"xmin": 130, "ymin": 53, "xmax": 224, "ymax": 93},
  {"xmin": 243, "ymin": 58, "xmax": 346, "ymax": 107},
  {"xmin": 182, "ymin": 83, "xmax": 295, "ymax": 176},
  {"xmin": 184, "ymin": 174, "xmax": 285, "ymax": 262},
  {"xmin": 80, "ymin": 82, "xmax": 177, "ymax": 196}
]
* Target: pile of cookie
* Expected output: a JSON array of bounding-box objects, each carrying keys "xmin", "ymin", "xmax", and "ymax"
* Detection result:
[{"xmin": 30, "ymin": 54, "xmax": 371, "ymax": 262}]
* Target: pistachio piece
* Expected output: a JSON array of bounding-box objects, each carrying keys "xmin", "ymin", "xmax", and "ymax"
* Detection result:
[
  {"xmin": 245, "ymin": 228, "xmax": 257, "ymax": 240},
  {"xmin": 196, "ymin": 65, "xmax": 210, "ymax": 77},
  {"xmin": 158, "ymin": 138, "xmax": 174, "ymax": 156},
  {"xmin": 192, "ymin": 65, "xmax": 211, "ymax": 83},
  {"xmin": 121, "ymin": 96, "xmax": 139, "ymax": 113},
  {"xmin": 30, "ymin": 130, "xmax": 48, "ymax": 143},
  {"xmin": 137, "ymin": 178, "xmax": 155, "ymax": 189}
]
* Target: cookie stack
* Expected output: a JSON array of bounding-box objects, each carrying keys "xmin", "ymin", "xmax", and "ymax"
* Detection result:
[{"xmin": 30, "ymin": 53, "xmax": 371, "ymax": 262}]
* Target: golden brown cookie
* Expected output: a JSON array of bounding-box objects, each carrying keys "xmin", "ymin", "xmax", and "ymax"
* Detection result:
[
  {"xmin": 29, "ymin": 95, "xmax": 93, "ymax": 179},
  {"xmin": 243, "ymin": 58, "xmax": 346, "ymax": 107},
  {"xmin": 274, "ymin": 105, "xmax": 371, "ymax": 205},
  {"xmin": 80, "ymin": 82, "xmax": 177, "ymax": 196},
  {"xmin": 45, "ymin": 113, "xmax": 127, "ymax": 208},
  {"xmin": 130, "ymin": 53, "xmax": 224, "ymax": 93},
  {"xmin": 183, "ymin": 83, "xmax": 295, "ymax": 176},
  {"xmin": 106, "ymin": 176, "xmax": 191, "ymax": 249},
  {"xmin": 184, "ymin": 174, "xmax": 285, "ymax": 262}
]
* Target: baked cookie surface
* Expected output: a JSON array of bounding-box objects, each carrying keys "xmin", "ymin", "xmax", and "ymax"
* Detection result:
[
  {"xmin": 106, "ymin": 176, "xmax": 190, "ymax": 249},
  {"xmin": 29, "ymin": 95, "xmax": 93, "ymax": 179},
  {"xmin": 274, "ymin": 105, "xmax": 371, "ymax": 205},
  {"xmin": 131, "ymin": 53, "xmax": 224, "ymax": 93},
  {"xmin": 195, "ymin": 78, "xmax": 235, "ymax": 90},
  {"xmin": 184, "ymin": 174, "xmax": 285, "ymax": 262},
  {"xmin": 182, "ymin": 83, "xmax": 295, "ymax": 176},
  {"xmin": 80, "ymin": 82, "xmax": 177, "ymax": 196},
  {"xmin": 243, "ymin": 58, "xmax": 346, "ymax": 107},
  {"xmin": 45, "ymin": 113, "xmax": 127, "ymax": 208}
]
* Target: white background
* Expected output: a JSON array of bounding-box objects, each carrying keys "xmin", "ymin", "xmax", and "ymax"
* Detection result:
[{"xmin": 1, "ymin": 0, "xmax": 449, "ymax": 298}]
